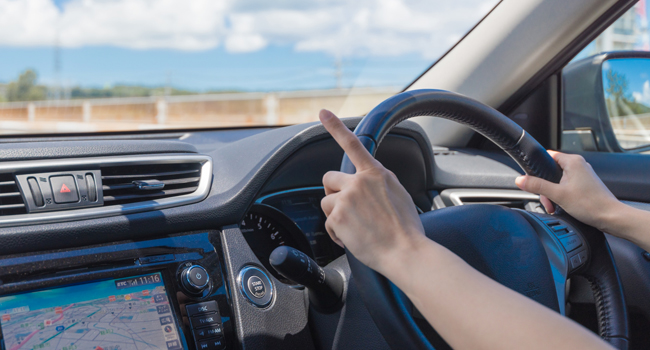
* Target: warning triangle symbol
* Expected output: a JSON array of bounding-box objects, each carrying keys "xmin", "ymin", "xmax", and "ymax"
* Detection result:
[{"xmin": 60, "ymin": 184, "xmax": 71, "ymax": 193}]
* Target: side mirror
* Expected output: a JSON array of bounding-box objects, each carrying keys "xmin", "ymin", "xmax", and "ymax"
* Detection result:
[{"xmin": 563, "ymin": 51, "xmax": 650, "ymax": 153}]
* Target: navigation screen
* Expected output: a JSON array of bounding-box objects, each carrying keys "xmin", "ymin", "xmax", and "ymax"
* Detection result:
[{"xmin": 0, "ymin": 273, "xmax": 184, "ymax": 350}]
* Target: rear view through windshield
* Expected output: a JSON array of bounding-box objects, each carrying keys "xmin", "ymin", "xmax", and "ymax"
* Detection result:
[{"xmin": 0, "ymin": 0, "xmax": 499, "ymax": 134}]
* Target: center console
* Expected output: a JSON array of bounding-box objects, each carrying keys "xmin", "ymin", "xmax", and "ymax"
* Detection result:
[{"xmin": 0, "ymin": 231, "xmax": 232, "ymax": 350}]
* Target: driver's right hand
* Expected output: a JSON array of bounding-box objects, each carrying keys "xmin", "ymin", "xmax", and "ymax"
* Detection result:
[{"xmin": 318, "ymin": 109, "xmax": 428, "ymax": 276}]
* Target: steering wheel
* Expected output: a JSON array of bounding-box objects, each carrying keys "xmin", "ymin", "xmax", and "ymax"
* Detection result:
[{"xmin": 339, "ymin": 90, "xmax": 629, "ymax": 350}]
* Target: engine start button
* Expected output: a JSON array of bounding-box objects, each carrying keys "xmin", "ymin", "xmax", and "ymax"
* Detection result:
[
  {"xmin": 247, "ymin": 276, "xmax": 266, "ymax": 298},
  {"xmin": 239, "ymin": 266, "xmax": 273, "ymax": 307}
]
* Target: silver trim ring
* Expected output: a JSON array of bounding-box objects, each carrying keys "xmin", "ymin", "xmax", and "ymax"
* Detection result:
[{"xmin": 238, "ymin": 266, "xmax": 274, "ymax": 308}]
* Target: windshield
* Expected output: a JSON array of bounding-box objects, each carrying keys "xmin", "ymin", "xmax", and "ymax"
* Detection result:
[{"xmin": 0, "ymin": 0, "xmax": 499, "ymax": 134}]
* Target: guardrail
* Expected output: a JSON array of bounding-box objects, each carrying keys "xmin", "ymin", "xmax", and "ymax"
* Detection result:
[{"xmin": 0, "ymin": 87, "xmax": 398, "ymax": 134}]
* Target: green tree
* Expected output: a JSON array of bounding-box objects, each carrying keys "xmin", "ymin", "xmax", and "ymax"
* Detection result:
[
  {"xmin": 605, "ymin": 69, "xmax": 630, "ymax": 101},
  {"xmin": 6, "ymin": 69, "xmax": 46, "ymax": 102},
  {"xmin": 603, "ymin": 69, "xmax": 650, "ymax": 116}
]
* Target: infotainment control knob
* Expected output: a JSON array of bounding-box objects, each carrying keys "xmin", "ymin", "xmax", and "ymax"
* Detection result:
[{"xmin": 181, "ymin": 265, "xmax": 210, "ymax": 294}]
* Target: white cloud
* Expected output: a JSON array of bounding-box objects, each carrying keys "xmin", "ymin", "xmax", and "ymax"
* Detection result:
[
  {"xmin": 0, "ymin": 0, "xmax": 499, "ymax": 57},
  {"xmin": 633, "ymin": 80, "xmax": 650, "ymax": 105}
]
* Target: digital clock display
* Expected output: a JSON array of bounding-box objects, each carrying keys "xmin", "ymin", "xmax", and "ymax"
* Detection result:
[{"xmin": 115, "ymin": 273, "xmax": 162, "ymax": 289}]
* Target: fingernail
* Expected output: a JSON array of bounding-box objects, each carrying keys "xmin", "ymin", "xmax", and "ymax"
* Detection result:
[
  {"xmin": 319, "ymin": 109, "xmax": 333, "ymax": 121},
  {"xmin": 515, "ymin": 176, "xmax": 526, "ymax": 188}
]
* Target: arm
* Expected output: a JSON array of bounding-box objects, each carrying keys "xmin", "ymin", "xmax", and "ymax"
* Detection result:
[
  {"xmin": 515, "ymin": 151, "xmax": 650, "ymax": 252},
  {"xmin": 318, "ymin": 110, "xmax": 612, "ymax": 350}
]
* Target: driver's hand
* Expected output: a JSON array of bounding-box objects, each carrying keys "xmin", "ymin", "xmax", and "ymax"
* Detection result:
[
  {"xmin": 319, "ymin": 109, "xmax": 427, "ymax": 273},
  {"xmin": 515, "ymin": 151, "xmax": 620, "ymax": 233}
]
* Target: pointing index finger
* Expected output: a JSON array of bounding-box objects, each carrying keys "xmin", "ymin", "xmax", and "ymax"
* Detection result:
[{"xmin": 319, "ymin": 109, "xmax": 378, "ymax": 171}]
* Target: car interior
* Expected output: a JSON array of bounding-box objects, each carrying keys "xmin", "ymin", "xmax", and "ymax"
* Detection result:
[{"xmin": 2, "ymin": 0, "xmax": 650, "ymax": 349}]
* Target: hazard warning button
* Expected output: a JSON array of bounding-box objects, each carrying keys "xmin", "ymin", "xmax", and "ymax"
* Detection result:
[{"xmin": 50, "ymin": 175, "xmax": 79, "ymax": 203}]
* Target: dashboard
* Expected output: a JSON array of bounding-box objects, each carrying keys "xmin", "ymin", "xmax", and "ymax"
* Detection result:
[
  {"xmin": 0, "ymin": 118, "xmax": 434, "ymax": 350},
  {"xmin": 0, "ymin": 117, "xmax": 648, "ymax": 349}
]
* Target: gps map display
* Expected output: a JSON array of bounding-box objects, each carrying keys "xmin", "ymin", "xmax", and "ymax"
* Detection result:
[{"xmin": 0, "ymin": 273, "xmax": 183, "ymax": 350}]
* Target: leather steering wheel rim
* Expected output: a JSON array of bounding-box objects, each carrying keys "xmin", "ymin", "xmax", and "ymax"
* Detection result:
[{"xmin": 339, "ymin": 89, "xmax": 629, "ymax": 350}]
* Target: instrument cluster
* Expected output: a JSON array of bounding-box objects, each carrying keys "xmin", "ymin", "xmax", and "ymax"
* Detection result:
[{"xmin": 240, "ymin": 187, "xmax": 344, "ymax": 283}]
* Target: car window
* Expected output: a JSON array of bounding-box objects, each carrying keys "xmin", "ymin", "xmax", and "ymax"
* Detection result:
[
  {"xmin": 0, "ymin": 0, "xmax": 499, "ymax": 135},
  {"xmin": 564, "ymin": 1, "xmax": 650, "ymax": 153}
]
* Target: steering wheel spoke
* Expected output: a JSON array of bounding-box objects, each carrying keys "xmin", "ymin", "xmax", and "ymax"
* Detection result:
[{"xmin": 517, "ymin": 210, "xmax": 591, "ymax": 316}]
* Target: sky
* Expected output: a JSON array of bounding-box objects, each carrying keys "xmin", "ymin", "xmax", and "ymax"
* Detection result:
[
  {"xmin": 0, "ymin": 0, "xmax": 500, "ymax": 92},
  {"xmin": 603, "ymin": 58, "xmax": 650, "ymax": 105}
]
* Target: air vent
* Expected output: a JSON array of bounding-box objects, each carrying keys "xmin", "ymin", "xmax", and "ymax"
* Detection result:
[
  {"xmin": 101, "ymin": 162, "xmax": 203, "ymax": 205},
  {"xmin": 439, "ymin": 189, "xmax": 545, "ymax": 213},
  {"xmin": 0, "ymin": 174, "xmax": 27, "ymax": 216},
  {"xmin": 457, "ymin": 196, "xmax": 531, "ymax": 209}
]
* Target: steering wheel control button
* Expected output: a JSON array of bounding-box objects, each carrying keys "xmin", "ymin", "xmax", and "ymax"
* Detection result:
[
  {"xmin": 578, "ymin": 250, "xmax": 588, "ymax": 264},
  {"xmin": 181, "ymin": 265, "xmax": 210, "ymax": 294},
  {"xmin": 50, "ymin": 175, "xmax": 79, "ymax": 203},
  {"xmin": 570, "ymin": 254, "xmax": 582, "ymax": 269},
  {"xmin": 239, "ymin": 266, "xmax": 273, "ymax": 307},
  {"xmin": 186, "ymin": 301, "xmax": 218, "ymax": 317},
  {"xmin": 559, "ymin": 235, "xmax": 582, "ymax": 253}
]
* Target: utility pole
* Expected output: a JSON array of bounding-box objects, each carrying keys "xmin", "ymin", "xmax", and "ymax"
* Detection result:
[
  {"xmin": 165, "ymin": 71, "xmax": 172, "ymax": 97},
  {"xmin": 335, "ymin": 57, "xmax": 342, "ymax": 89},
  {"xmin": 54, "ymin": 33, "xmax": 61, "ymax": 100}
]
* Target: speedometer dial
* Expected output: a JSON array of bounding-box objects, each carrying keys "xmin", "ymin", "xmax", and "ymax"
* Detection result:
[{"xmin": 240, "ymin": 204, "xmax": 312, "ymax": 284}]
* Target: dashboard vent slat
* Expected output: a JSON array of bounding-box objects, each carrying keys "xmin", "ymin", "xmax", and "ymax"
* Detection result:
[
  {"xmin": 0, "ymin": 203, "xmax": 25, "ymax": 210},
  {"xmin": 102, "ymin": 176, "xmax": 201, "ymax": 191},
  {"xmin": 101, "ymin": 162, "xmax": 203, "ymax": 206},
  {"xmin": 0, "ymin": 174, "xmax": 27, "ymax": 216},
  {"xmin": 0, "ymin": 192, "xmax": 21, "ymax": 198},
  {"xmin": 101, "ymin": 169, "xmax": 199, "ymax": 180},
  {"xmin": 104, "ymin": 186, "xmax": 198, "ymax": 203}
]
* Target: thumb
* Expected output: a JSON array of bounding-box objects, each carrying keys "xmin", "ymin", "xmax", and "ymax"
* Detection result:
[{"xmin": 515, "ymin": 175, "xmax": 560, "ymax": 201}]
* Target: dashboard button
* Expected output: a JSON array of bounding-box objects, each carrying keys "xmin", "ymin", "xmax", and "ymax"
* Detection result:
[
  {"xmin": 559, "ymin": 235, "xmax": 582, "ymax": 253},
  {"xmin": 247, "ymin": 276, "xmax": 266, "ymax": 298},
  {"xmin": 191, "ymin": 314, "xmax": 220, "ymax": 328},
  {"xmin": 85, "ymin": 174, "xmax": 97, "ymax": 202},
  {"xmin": 181, "ymin": 265, "xmax": 210, "ymax": 294},
  {"xmin": 27, "ymin": 177, "xmax": 44, "ymax": 207},
  {"xmin": 186, "ymin": 301, "xmax": 218, "ymax": 317},
  {"xmin": 194, "ymin": 325, "xmax": 223, "ymax": 340},
  {"xmin": 50, "ymin": 175, "xmax": 79, "ymax": 203},
  {"xmin": 188, "ymin": 266, "xmax": 209, "ymax": 288},
  {"xmin": 239, "ymin": 266, "xmax": 273, "ymax": 307},
  {"xmin": 196, "ymin": 337, "xmax": 225, "ymax": 350},
  {"xmin": 570, "ymin": 255, "xmax": 582, "ymax": 269}
]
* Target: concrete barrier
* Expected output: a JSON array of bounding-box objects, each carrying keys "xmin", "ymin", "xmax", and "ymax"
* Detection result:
[{"xmin": 0, "ymin": 87, "xmax": 398, "ymax": 134}]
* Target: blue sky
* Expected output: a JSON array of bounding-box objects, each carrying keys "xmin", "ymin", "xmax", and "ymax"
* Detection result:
[
  {"xmin": 603, "ymin": 58, "xmax": 650, "ymax": 105},
  {"xmin": 0, "ymin": 0, "xmax": 498, "ymax": 92},
  {"xmin": 0, "ymin": 45, "xmax": 432, "ymax": 92}
]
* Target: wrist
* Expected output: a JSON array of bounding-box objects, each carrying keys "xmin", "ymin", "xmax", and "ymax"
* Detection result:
[
  {"xmin": 598, "ymin": 200, "xmax": 638, "ymax": 238},
  {"xmin": 376, "ymin": 232, "xmax": 446, "ymax": 294},
  {"xmin": 593, "ymin": 198, "xmax": 626, "ymax": 234},
  {"xmin": 375, "ymin": 231, "xmax": 429, "ymax": 281}
]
